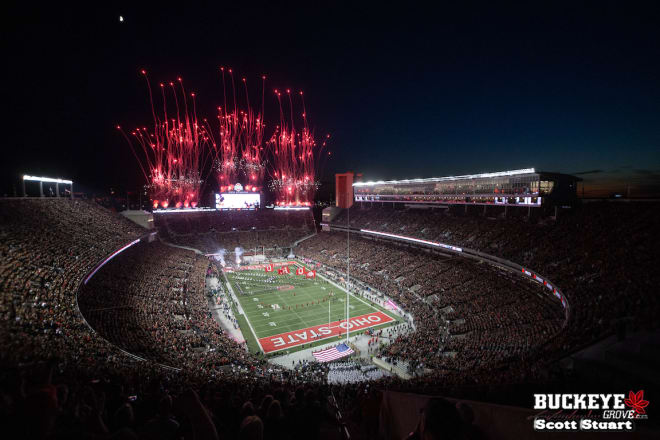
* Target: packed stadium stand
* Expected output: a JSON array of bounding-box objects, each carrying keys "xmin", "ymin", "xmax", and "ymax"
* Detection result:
[
  {"xmin": 297, "ymin": 232, "xmax": 564, "ymax": 374},
  {"xmin": 0, "ymin": 199, "xmax": 145, "ymax": 371},
  {"xmin": 154, "ymin": 209, "xmax": 316, "ymax": 254},
  {"xmin": 78, "ymin": 241, "xmax": 257, "ymax": 369},
  {"xmin": 2, "ymin": 198, "xmax": 659, "ymax": 438},
  {"xmin": 326, "ymin": 203, "xmax": 659, "ymax": 349}
]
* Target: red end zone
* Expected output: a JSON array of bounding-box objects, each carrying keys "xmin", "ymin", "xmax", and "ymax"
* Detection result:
[
  {"xmin": 222, "ymin": 261, "xmax": 297, "ymax": 272},
  {"xmin": 259, "ymin": 311, "xmax": 394, "ymax": 353}
]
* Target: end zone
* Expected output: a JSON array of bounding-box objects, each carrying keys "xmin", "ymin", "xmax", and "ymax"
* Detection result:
[{"xmin": 259, "ymin": 311, "xmax": 394, "ymax": 353}]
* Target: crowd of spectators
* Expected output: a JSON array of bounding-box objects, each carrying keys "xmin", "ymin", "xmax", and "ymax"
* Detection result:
[
  {"xmin": 0, "ymin": 199, "xmax": 351, "ymax": 439},
  {"xmin": 155, "ymin": 210, "xmax": 315, "ymax": 254},
  {"xmin": 78, "ymin": 241, "xmax": 259, "ymax": 371},
  {"xmin": 329, "ymin": 203, "xmax": 659, "ymax": 351},
  {"xmin": 1, "ymin": 198, "xmax": 145, "ymax": 374},
  {"xmin": 3, "ymin": 198, "xmax": 658, "ymax": 438},
  {"xmin": 296, "ymin": 232, "xmax": 563, "ymax": 377}
]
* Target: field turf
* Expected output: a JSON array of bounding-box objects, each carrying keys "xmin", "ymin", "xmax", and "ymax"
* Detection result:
[{"xmin": 224, "ymin": 262, "xmax": 399, "ymax": 355}]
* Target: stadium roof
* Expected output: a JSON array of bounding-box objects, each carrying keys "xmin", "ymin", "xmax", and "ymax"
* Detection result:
[{"xmin": 352, "ymin": 168, "xmax": 536, "ymax": 187}]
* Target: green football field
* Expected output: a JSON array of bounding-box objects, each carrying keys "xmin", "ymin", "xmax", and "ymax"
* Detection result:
[{"xmin": 223, "ymin": 262, "xmax": 400, "ymax": 355}]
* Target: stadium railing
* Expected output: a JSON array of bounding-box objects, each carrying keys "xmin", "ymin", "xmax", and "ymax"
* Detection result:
[
  {"xmin": 75, "ymin": 231, "xmax": 183, "ymax": 372},
  {"xmin": 330, "ymin": 390, "xmax": 351, "ymax": 440}
]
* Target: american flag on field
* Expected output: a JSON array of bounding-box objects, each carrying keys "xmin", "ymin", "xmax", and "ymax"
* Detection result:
[{"xmin": 313, "ymin": 343, "xmax": 354, "ymax": 362}]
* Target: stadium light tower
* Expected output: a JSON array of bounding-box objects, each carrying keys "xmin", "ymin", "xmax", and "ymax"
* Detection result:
[{"xmin": 22, "ymin": 175, "xmax": 74, "ymax": 199}]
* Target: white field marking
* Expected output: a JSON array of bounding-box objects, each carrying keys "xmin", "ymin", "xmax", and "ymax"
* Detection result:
[
  {"xmin": 249, "ymin": 302, "xmax": 376, "ymax": 336},
  {"xmin": 243, "ymin": 262, "xmax": 393, "ymax": 340},
  {"xmin": 316, "ymin": 270, "xmax": 387, "ymax": 312},
  {"xmin": 248, "ymin": 304, "xmax": 368, "ymax": 328},
  {"xmin": 222, "ymin": 272, "xmax": 263, "ymax": 351},
  {"xmin": 271, "ymin": 283, "xmax": 313, "ymax": 335},
  {"xmin": 247, "ymin": 300, "xmax": 371, "ymax": 325},
  {"xmin": 246, "ymin": 286, "xmax": 378, "ymax": 323},
  {"xmin": 248, "ymin": 284, "xmax": 346, "ymax": 335},
  {"xmin": 261, "ymin": 314, "xmax": 396, "ymax": 356}
]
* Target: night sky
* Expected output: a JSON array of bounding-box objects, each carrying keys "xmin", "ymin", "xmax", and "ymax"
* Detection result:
[{"xmin": 3, "ymin": 2, "xmax": 660, "ymax": 198}]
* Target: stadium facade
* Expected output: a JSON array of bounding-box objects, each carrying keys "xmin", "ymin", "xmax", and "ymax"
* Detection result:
[{"xmin": 351, "ymin": 168, "xmax": 580, "ymax": 208}]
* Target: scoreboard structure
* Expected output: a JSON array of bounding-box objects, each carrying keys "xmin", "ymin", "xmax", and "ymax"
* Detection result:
[{"xmin": 215, "ymin": 183, "xmax": 262, "ymax": 210}]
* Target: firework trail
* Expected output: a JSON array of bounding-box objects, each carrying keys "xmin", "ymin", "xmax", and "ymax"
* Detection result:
[
  {"xmin": 117, "ymin": 70, "xmax": 214, "ymax": 209},
  {"xmin": 119, "ymin": 68, "xmax": 331, "ymax": 209},
  {"xmin": 213, "ymin": 68, "xmax": 267, "ymax": 193},
  {"xmin": 266, "ymin": 88, "xmax": 330, "ymax": 206}
]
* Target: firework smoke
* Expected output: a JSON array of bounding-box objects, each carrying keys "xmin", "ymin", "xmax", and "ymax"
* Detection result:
[
  {"xmin": 117, "ymin": 71, "xmax": 214, "ymax": 209},
  {"xmin": 214, "ymin": 248, "xmax": 226, "ymax": 267},
  {"xmin": 266, "ymin": 89, "xmax": 330, "ymax": 206},
  {"xmin": 214, "ymin": 68, "xmax": 267, "ymax": 191},
  {"xmin": 120, "ymin": 68, "xmax": 331, "ymax": 209}
]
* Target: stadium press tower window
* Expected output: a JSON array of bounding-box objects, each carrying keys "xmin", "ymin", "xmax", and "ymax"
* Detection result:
[
  {"xmin": 351, "ymin": 168, "xmax": 580, "ymax": 207},
  {"xmin": 336, "ymin": 172, "xmax": 354, "ymax": 208}
]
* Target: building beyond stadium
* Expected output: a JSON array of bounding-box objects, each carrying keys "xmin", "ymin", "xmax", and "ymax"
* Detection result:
[{"xmin": 347, "ymin": 168, "xmax": 580, "ymax": 209}]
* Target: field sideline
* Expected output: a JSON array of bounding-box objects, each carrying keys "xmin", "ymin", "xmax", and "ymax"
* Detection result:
[{"xmin": 224, "ymin": 262, "xmax": 400, "ymax": 355}]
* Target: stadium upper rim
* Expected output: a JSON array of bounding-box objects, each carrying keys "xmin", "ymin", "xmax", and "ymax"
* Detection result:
[{"xmin": 352, "ymin": 168, "xmax": 536, "ymax": 187}]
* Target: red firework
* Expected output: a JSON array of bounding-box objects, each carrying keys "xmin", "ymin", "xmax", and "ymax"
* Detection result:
[
  {"xmin": 120, "ymin": 68, "xmax": 330, "ymax": 208},
  {"xmin": 117, "ymin": 70, "xmax": 214, "ymax": 209},
  {"xmin": 266, "ymin": 88, "xmax": 330, "ymax": 206},
  {"xmin": 214, "ymin": 68, "xmax": 267, "ymax": 192}
]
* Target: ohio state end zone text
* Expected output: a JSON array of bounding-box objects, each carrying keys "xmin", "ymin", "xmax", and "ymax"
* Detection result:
[{"xmin": 259, "ymin": 311, "xmax": 394, "ymax": 353}]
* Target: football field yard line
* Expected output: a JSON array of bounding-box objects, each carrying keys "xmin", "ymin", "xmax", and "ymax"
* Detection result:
[
  {"xmin": 249, "ymin": 301, "xmax": 370, "ymax": 335},
  {"xmin": 226, "ymin": 263, "xmax": 399, "ymax": 353},
  {"xmin": 223, "ymin": 273, "xmax": 264, "ymax": 352},
  {"xmin": 238, "ymin": 287, "xmax": 374, "ymax": 331},
  {"xmin": 271, "ymin": 288, "xmax": 315, "ymax": 335},
  {"xmin": 246, "ymin": 289, "xmax": 372, "ymax": 329},
  {"xmin": 248, "ymin": 286, "xmax": 340, "ymax": 335}
]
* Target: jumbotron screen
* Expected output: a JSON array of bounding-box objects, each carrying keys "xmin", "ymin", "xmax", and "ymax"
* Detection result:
[{"xmin": 215, "ymin": 193, "xmax": 260, "ymax": 210}]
